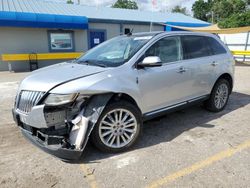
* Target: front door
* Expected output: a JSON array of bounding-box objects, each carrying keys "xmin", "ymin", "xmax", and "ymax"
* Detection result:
[
  {"xmin": 137, "ymin": 36, "xmax": 194, "ymax": 113},
  {"xmin": 89, "ymin": 30, "xmax": 106, "ymax": 48}
]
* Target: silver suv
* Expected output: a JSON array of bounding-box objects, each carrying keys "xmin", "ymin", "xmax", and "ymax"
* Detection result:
[{"xmin": 13, "ymin": 32, "xmax": 235, "ymax": 160}]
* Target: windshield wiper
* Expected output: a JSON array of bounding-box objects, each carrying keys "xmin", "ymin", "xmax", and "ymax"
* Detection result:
[
  {"xmin": 76, "ymin": 60, "xmax": 107, "ymax": 68},
  {"xmin": 76, "ymin": 60, "xmax": 90, "ymax": 65},
  {"xmin": 75, "ymin": 60, "xmax": 87, "ymax": 66},
  {"xmin": 90, "ymin": 62, "xmax": 107, "ymax": 68}
]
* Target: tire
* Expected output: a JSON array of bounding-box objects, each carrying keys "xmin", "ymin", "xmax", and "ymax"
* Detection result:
[
  {"xmin": 91, "ymin": 101, "xmax": 142, "ymax": 153},
  {"xmin": 204, "ymin": 79, "xmax": 230, "ymax": 112}
]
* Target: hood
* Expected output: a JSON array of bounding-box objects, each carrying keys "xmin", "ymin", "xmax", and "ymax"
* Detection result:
[{"xmin": 19, "ymin": 62, "xmax": 109, "ymax": 92}]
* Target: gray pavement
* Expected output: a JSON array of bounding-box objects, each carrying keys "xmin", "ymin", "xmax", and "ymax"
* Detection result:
[{"xmin": 0, "ymin": 66, "xmax": 249, "ymax": 188}]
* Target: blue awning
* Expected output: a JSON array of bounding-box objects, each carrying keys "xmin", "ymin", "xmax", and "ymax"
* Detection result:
[{"xmin": 0, "ymin": 11, "xmax": 88, "ymax": 29}]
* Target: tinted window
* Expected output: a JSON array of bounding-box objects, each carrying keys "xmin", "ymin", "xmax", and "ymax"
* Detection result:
[
  {"xmin": 145, "ymin": 37, "xmax": 182, "ymax": 63},
  {"xmin": 207, "ymin": 37, "xmax": 227, "ymax": 55},
  {"xmin": 181, "ymin": 36, "xmax": 212, "ymax": 59}
]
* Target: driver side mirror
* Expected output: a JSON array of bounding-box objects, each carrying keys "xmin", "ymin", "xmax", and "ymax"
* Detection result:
[{"xmin": 138, "ymin": 56, "xmax": 162, "ymax": 68}]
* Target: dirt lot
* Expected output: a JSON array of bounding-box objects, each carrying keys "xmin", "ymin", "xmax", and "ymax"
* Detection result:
[{"xmin": 0, "ymin": 66, "xmax": 249, "ymax": 188}]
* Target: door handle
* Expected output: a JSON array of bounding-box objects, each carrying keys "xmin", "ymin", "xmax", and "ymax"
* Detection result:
[
  {"xmin": 211, "ymin": 61, "xmax": 219, "ymax": 66},
  {"xmin": 177, "ymin": 67, "xmax": 187, "ymax": 73}
]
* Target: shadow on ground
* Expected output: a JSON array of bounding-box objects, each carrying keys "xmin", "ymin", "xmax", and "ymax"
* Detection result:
[
  {"xmin": 72, "ymin": 91, "xmax": 250, "ymax": 164},
  {"xmin": 235, "ymin": 61, "xmax": 250, "ymax": 67}
]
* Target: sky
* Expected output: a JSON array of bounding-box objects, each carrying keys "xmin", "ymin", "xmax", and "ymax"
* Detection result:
[{"xmin": 43, "ymin": 0, "xmax": 197, "ymax": 14}]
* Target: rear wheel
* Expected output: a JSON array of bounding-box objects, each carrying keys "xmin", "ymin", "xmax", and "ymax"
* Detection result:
[
  {"xmin": 204, "ymin": 79, "xmax": 230, "ymax": 112},
  {"xmin": 91, "ymin": 101, "xmax": 142, "ymax": 153}
]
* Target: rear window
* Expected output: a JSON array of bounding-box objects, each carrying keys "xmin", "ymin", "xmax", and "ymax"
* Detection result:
[
  {"xmin": 207, "ymin": 37, "xmax": 227, "ymax": 55},
  {"xmin": 181, "ymin": 35, "xmax": 212, "ymax": 59}
]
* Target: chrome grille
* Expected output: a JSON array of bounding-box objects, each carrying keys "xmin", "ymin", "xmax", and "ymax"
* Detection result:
[{"xmin": 17, "ymin": 90, "xmax": 45, "ymax": 114}]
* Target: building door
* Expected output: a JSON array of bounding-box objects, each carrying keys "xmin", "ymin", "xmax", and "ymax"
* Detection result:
[{"xmin": 89, "ymin": 30, "xmax": 106, "ymax": 48}]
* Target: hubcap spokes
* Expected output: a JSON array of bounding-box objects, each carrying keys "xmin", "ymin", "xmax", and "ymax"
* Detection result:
[
  {"xmin": 99, "ymin": 109, "xmax": 137, "ymax": 148},
  {"xmin": 215, "ymin": 84, "xmax": 228, "ymax": 109}
]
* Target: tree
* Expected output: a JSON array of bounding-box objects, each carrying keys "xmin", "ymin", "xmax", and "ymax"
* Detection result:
[
  {"xmin": 112, "ymin": 0, "xmax": 138, "ymax": 10},
  {"xmin": 212, "ymin": 0, "xmax": 246, "ymax": 22},
  {"xmin": 192, "ymin": 0, "xmax": 210, "ymax": 21},
  {"xmin": 192, "ymin": 0, "xmax": 250, "ymax": 28},
  {"xmin": 171, "ymin": 5, "xmax": 189, "ymax": 15},
  {"xmin": 218, "ymin": 10, "xmax": 250, "ymax": 28},
  {"xmin": 67, "ymin": 0, "xmax": 74, "ymax": 4}
]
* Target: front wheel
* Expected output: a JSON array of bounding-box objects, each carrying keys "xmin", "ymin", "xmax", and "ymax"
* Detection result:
[
  {"xmin": 204, "ymin": 79, "xmax": 230, "ymax": 112},
  {"xmin": 91, "ymin": 101, "xmax": 142, "ymax": 153}
]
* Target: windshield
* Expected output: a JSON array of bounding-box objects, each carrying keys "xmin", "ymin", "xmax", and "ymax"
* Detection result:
[{"xmin": 75, "ymin": 35, "xmax": 153, "ymax": 67}]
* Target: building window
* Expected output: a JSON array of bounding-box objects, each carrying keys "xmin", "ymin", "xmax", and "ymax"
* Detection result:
[{"xmin": 48, "ymin": 31, "xmax": 75, "ymax": 52}]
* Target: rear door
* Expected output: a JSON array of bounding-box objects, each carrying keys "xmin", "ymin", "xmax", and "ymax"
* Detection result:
[
  {"xmin": 206, "ymin": 36, "xmax": 230, "ymax": 89},
  {"xmin": 181, "ymin": 35, "xmax": 214, "ymax": 97}
]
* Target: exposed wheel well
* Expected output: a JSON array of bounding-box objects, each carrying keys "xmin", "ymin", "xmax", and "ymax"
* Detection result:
[
  {"xmin": 107, "ymin": 93, "xmax": 142, "ymax": 114},
  {"xmin": 216, "ymin": 73, "xmax": 233, "ymax": 93}
]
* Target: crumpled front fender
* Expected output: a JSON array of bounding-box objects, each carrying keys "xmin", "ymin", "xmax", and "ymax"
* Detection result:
[{"xmin": 69, "ymin": 93, "xmax": 113, "ymax": 157}]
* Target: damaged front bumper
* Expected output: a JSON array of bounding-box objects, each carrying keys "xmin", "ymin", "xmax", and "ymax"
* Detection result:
[
  {"xmin": 21, "ymin": 128, "xmax": 83, "ymax": 161},
  {"xmin": 12, "ymin": 109, "xmax": 86, "ymax": 161},
  {"xmin": 12, "ymin": 94, "xmax": 112, "ymax": 161}
]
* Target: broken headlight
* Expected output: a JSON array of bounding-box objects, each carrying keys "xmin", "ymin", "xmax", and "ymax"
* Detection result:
[{"xmin": 44, "ymin": 93, "xmax": 78, "ymax": 106}]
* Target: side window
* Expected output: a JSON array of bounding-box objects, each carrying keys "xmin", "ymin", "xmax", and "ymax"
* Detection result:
[
  {"xmin": 207, "ymin": 37, "xmax": 227, "ymax": 55},
  {"xmin": 181, "ymin": 35, "xmax": 212, "ymax": 59},
  {"xmin": 145, "ymin": 37, "xmax": 183, "ymax": 64}
]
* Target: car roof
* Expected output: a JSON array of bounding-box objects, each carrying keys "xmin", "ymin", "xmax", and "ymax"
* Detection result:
[{"xmin": 131, "ymin": 31, "xmax": 215, "ymax": 38}]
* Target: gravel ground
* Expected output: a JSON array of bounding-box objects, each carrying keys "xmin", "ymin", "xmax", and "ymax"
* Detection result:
[{"xmin": 0, "ymin": 65, "xmax": 249, "ymax": 188}]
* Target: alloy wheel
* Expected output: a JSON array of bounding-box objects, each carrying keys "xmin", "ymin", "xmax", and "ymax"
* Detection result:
[
  {"xmin": 98, "ymin": 109, "xmax": 138, "ymax": 148},
  {"xmin": 214, "ymin": 83, "xmax": 229, "ymax": 109}
]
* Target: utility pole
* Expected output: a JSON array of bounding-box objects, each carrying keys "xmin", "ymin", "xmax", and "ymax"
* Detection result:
[
  {"xmin": 150, "ymin": 0, "xmax": 157, "ymax": 32},
  {"xmin": 243, "ymin": 32, "xmax": 250, "ymax": 63},
  {"xmin": 95, "ymin": 0, "xmax": 100, "ymax": 9},
  {"xmin": 211, "ymin": 11, "xmax": 214, "ymax": 24}
]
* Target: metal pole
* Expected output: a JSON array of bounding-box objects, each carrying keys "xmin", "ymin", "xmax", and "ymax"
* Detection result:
[
  {"xmin": 150, "ymin": 7, "xmax": 153, "ymax": 32},
  {"xmin": 8, "ymin": 62, "xmax": 12, "ymax": 72},
  {"xmin": 243, "ymin": 31, "xmax": 249, "ymax": 63},
  {"xmin": 150, "ymin": 22, "xmax": 153, "ymax": 32},
  {"xmin": 211, "ymin": 11, "xmax": 214, "ymax": 24}
]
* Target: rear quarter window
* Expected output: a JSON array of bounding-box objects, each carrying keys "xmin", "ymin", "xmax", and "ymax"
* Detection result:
[
  {"xmin": 207, "ymin": 37, "xmax": 227, "ymax": 55},
  {"xmin": 181, "ymin": 35, "xmax": 212, "ymax": 59}
]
